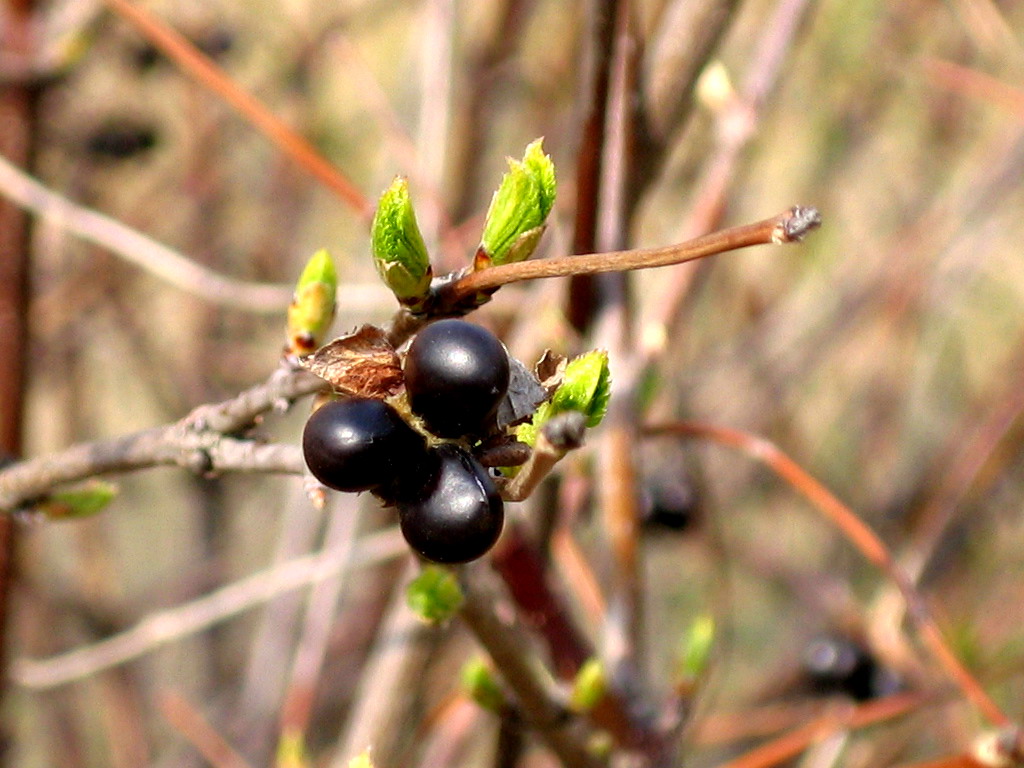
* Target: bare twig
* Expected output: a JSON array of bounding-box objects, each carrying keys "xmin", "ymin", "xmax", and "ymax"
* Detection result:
[
  {"xmin": 0, "ymin": 151, "xmax": 294, "ymax": 313},
  {"xmin": 646, "ymin": 421, "xmax": 1012, "ymax": 729},
  {"xmin": 439, "ymin": 207, "xmax": 819, "ymax": 307},
  {"xmin": 11, "ymin": 527, "xmax": 407, "ymax": 690},
  {"xmin": 716, "ymin": 694, "xmax": 927, "ymax": 768},
  {"xmin": 159, "ymin": 690, "xmax": 255, "ymax": 768},
  {"xmin": 100, "ymin": 0, "xmax": 372, "ymax": 220},
  {"xmin": 0, "ymin": 367, "xmax": 324, "ymax": 511}
]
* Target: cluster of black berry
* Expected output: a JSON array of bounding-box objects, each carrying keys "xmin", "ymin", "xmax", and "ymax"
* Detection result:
[{"xmin": 302, "ymin": 319, "xmax": 511, "ymax": 564}]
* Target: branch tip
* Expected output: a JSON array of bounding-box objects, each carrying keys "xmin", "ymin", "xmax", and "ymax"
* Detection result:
[{"xmin": 776, "ymin": 206, "xmax": 821, "ymax": 243}]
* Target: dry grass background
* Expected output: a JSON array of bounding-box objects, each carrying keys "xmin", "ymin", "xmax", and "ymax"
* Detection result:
[{"xmin": 7, "ymin": 0, "xmax": 1024, "ymax": 766}]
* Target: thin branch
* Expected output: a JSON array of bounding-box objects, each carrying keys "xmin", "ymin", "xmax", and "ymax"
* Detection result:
[
  {"xmin": 459, "ymin": 562, "xmax": 604, "ymax": 768},
  {"xmin": 0, "ymin": 367, "xmax": 324, "ymax": 511},
  {"xmin": 100, "ymin": 0, "xmax": 373, "ymax": 220},
  {"xmin": 0, "ymin": 151, "xmax": 294, "ymax": 313},
  {"xmin": 439, "ymin": 207, "xmax": 819, "ymax": 305},
  {"xmin": 158, "ymin": 690, "xmax": 255, "ymax": 768},
  {"xmin": 278, "ymin": 496, "xmax": 360, "ymax": 739},
  {"xmin": 715, "ymin": 694, "xmax": 927, "ymax": 768},
  {"xmin": 11, "ymin": 527, "xmax": 407, "ymax": 690},
  {"xmin": 645, "ymin": 421, "xmax": 1012, "ymax": 729},
  {"xmin": 331, "ymin": 558, "xmax": 442, "ymax": 768}
]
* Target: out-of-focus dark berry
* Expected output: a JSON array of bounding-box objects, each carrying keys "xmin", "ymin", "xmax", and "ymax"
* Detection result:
[
  {"xmin": 802, "ymin": 635, "xmax": 900, "ymax": 701},
  {"xmin": 84, "ymin": 120, "xmax": 159, "ymax": 161}
]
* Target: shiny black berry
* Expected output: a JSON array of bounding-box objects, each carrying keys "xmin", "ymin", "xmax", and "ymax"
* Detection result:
[
  {"xmin": 404, "ymin": 319, "xmax": 510, "ymax": 438},
  {"xmin": 398, "ymin": 445, "xmax": 504, "ymax": 564},
  {"xmin": 302, "ymin": 397, "xmax": 426, "ymax": 492}
]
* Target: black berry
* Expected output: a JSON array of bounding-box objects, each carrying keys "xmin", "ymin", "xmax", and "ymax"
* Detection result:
[
  {"xmin": 398, "ymin": 445, "xmax": 504, "ymax": 564},
  {"xmin": 802, "ymin": 635, "xmax": 899, "ymax": 701},
  {"xmin": 404, "ymin": 319, "xmax": 510, "ymax": 438},
  {"xmin": 302, "ymin": 397, "xmax": 426, "ymax": 493},
  {"xmin": 85, "ymin": 120, "xmax": 159, "ymax": 161}
]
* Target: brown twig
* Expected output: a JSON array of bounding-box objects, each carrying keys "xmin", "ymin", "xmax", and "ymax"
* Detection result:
[
  {"xmin": 645, "ymin": 421, "xmax": 1012, "ymax": 729},
  {"xmin": 0, "ymin": 2, "xmax": 39, "ymax": 747},
  {"xmin": 100, "ymin": 0, "xmax": 373, "ymax": 220},
  {"xmin": 715, "ymin": 693, "xmax": 927, "ymax": 768},
  {"xmin": 439, "ymin": 207, "xmax": 820, "ymax": 306},
  {"xmin": 159, "ymin": 690, "xmax": 254, "ymax": 768}
]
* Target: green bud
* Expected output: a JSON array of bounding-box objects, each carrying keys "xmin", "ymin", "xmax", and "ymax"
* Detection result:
[
  {"xmin": 287, "ymin": 249, "xmax": 338, "ymax": 357},
  {"xmin": 43, "ymin": 480, "xmax": 118, "ymax": 519},
  {"xmin": 371, "ymin": 177, "xmax": 433, "ymax": 309},
  {"xmin": 460, "ymin": 656, "xmax": 505, "ymax": 712},
  {"xmin": 516, "ymin": 350, "xmax": 611, "ymax": 447},
  {"xmin": 678, "ymin": 615, "xmax": 715, "ymax": 683},
  {"xmin": 479, "ymin": 138, "xmax": 556, "ymax": 267},
  {"xmin": 568, "ymin": 658, "xmax": 607, "ymax": 713},
  {"xmin": 550, "ymin": 350, "xmax": 611, "ymax": 428},
  {"xmin": 346, "ymin": 751, "xmax": 375, "ymax": 768},
  {"xmin": 407, "ymin": 565, "xmax": 464, "ymax": 623},
  {"xmin": 275, "ymin": 731, "xmax": 308, "ymax": 768}
]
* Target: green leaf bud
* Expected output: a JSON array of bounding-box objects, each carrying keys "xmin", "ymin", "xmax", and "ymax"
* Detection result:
[
  {"xmin": 287, "ymin": 249, "xmax": 338, "ymax": 357},
  {"xmin": 550, "ymin": 350, "xmax": 610, "ymax": 428},
  {"xmin": 678, "ymin": 615, "xmax": 715, "ymax": 683},
  {"xmin": 516, "ymin": 350, "xmax": 611, "ymax": 447},
  {"xmin": 568, "ymin": 658, "xmax": 607, "ymax": 713},
  {"xmin": 460, "ymin": 656, "xmax": 505, "ymax": 712},
  {"xmin": 479, "ymin": 138, "xmax": 556, "ymax": 267},
  {"xmin": 43, "ymin": 481, "xmax": 118, "ymax": 519},
  {"xmin": 406, "ymin": 565, "xmax": 464, "ymax": 623},
  {"xmin": 346, "ymin": 751, "xmax": 375, "ymax": 768},
  {"xmin": 371, "ymin": 177, "xmax": 433, "ymax": 309}
]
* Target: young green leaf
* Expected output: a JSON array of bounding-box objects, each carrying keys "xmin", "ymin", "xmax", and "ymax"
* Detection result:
[
  {"xmin": 516, "ymin": 350, "xmax": 611, "ymax": 447},
  {"xmin": 478, "ymin": 138, "xmax": 556, "ymax": 267},
  {"xmin": 550, "ymin": 350, "xmax": 610, "ymax": 428},
  {"xmin": 371, "ymin": 177, "xmax": 433, "ymax": 309},
  {"xmin": 287, "ymin": 248, "xmax": 338, "ymax": 357},
  {"xmin": 406, "ymin": 565, "xmax": 464, "ymax": 623},
  {"xmin": 42, "ymin": 480, "xmax": 118, "ymax": 519}
]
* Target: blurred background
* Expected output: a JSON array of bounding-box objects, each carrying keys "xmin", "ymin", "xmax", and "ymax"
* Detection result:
[{"xmin": 3, "ymin": 0, "xmax": 1024, "ymax": 765}]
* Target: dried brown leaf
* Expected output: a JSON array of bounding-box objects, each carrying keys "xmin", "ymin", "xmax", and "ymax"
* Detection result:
[{"xmin": 300, "ymin": 324, "xmax": 404, "ymax": 398}]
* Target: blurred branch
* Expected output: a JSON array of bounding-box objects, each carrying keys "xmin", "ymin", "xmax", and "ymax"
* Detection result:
[
  {"xmin": 0, "ymin": 367, "xmax": 324, "ymax": 511},
  {"xmin": 716, "ymin": 694, "xmax": 928, "ymax": 768},
  {"xmin": 158, "ymin": 690, "xmax": 254, "ymax": 768},
  {"xmin": 331, "ymin": 558, "xmax": 442, "ymax": 768},
  {"xmin": 278, "ymin": 496, "xmax": 359, "ymax": 743},
  {"xmin": 924, "ymin": 58, "xmax": 1024, "ymax": 120},
  {"xmin": 646, "ymin": 421, "xmax": 1012, "ymax": 729},
  {"xmin": 0, "ymin": 151, "xmax": 294, "ymax": 313},
  {"xmin": 11, "ymin": 527, "xmax": 407, "ymax": 690},
  {"xmin": 459, "ymin": 562, "xmax": 604, "ymax": 768},
  {"xmin": 100, "ymin": 0, "xmax": 373, "ymax": 220},
  {"xmin": 643, "ymin": 0, "xmax": 816, "ymax": 348}
]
